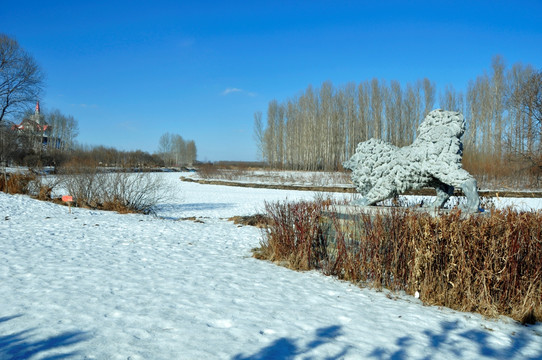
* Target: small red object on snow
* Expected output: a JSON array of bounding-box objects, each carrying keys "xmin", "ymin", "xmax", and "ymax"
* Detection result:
[{"xmin": 62, "ymin": 195, "xmax": 74, "ymax": 213}]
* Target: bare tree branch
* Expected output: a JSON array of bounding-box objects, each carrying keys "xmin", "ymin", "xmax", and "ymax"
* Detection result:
[{"xmin": 0, "ymin": 34, "xmax": 45, "ymax": 123}]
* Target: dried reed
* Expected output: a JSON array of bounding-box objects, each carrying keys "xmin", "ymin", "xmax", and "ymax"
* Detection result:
[{"xmin": 256, "ymin": 200, "xmax": 542, "ymax": 324}]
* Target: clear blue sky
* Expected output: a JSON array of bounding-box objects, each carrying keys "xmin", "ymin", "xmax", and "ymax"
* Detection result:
[{"xmin": 2, "ymin": 1, "xmax": 541, "ymax": 161}]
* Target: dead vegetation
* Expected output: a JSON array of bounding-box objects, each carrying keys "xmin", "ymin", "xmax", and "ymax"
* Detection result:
[
  {"xmin": 255, "ymin": 199, "xmax": 542, "ymax": 324},
  {"xmin": 0, "ymin": 172, "xmax": 57, "ymax": 201},
  {"xmin": 228, "ymin": 214, "xmax": 271, "ymax": 228},
  {"xmin": 1, "ymin": 161, "xmax": 169, "ymax": 214}
]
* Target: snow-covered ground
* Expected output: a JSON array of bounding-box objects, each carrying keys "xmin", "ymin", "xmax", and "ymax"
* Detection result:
[{"xmin": 1, "ymin": 173, "xmax": 541, "ymax": 359}]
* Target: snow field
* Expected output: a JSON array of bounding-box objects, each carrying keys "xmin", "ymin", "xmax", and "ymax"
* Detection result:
[{"xmin": 1, "ymin": 174, "xmax": 541, "ymax": 359}]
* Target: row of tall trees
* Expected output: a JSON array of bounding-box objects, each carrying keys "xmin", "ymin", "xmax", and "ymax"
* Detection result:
[
  {"xmin": 254, "ymin": 78, "xmax": 437, "ymax": 170},
  {"xmin": 157, "ymin": 132, "xmax": 197, "ymax": 167},
  {"xmin": 44, "ymin": 109, "xmax": 79, "ymax": 151},
  {"xmin": 255, "ymin": 56, "xmax": 541, "ymax": 183}
]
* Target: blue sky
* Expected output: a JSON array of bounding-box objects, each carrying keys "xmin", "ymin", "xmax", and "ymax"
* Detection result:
[{"xmin": 2, "ymin": 1, "xmax": 541, "ymax": 161}]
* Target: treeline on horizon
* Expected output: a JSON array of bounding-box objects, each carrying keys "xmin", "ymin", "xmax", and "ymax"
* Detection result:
[
  {"xmin": 1, "ymin": 133, "xmax": 198, "ymax": 170},
  {"xmin": 64, "ymin": 132, "xmax": 198, "ymax": 169},
  {"xmin": 254, "ymin": 55, "xmax": 542, "ymax": 187},
  {"xmin": 0, "ymin": 33, "xmax": 199, "ymax": 171}
]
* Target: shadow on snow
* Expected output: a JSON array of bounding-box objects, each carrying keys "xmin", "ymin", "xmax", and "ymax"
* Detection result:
[
  {"xmin": 233, "ymin": 325, "xmax": 352, "ymax": 360},
  {"xmin": 368, "ymin": 320, "xmax": 542, "ymax": 360},
  {"xmin": 233, "ymin": 320, "xmax": 542, "ymax": 360},
  {"xmin": 0, "ymin": 315, "xmax": 90, "ymax": 360}
]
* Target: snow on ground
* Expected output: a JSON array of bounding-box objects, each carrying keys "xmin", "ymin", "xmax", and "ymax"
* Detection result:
[{"xmin": 1, "ymin": 173, "xmax": 542, "ymax": 359}]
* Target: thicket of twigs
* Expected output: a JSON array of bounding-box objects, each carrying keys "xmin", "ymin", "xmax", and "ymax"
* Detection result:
[
  {"xmin": 1, "ymin": 162, "xmax": 169, "ymax": 214},
  {"xmin": 255, "ymin": 200, "xmax": 542, "ymax": 324}
]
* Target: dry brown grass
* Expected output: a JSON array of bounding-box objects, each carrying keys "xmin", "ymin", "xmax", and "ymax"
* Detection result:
[
  {"xmin": 228, "ymin": 214, "xmax": 271, "ymax": 228},
  {"xmin": 0, "ymin": 173, "xmax": 36, "ymax": 194},
  {"xmin": 256, "ymin": 200, "xmax": 542, "ymax": 324}
]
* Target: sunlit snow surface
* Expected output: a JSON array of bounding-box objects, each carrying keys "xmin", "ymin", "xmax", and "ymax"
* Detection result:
[{"xmin": 1, "ymin": 173, "xmax": 541, "ymax": 359}]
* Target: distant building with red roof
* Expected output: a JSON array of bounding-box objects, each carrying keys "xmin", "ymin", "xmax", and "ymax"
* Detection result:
[{"xmin": 11, "ymin": 101, "xmax": 52, "ymax": 148}]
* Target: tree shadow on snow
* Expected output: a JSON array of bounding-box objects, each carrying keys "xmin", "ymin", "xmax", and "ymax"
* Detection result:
[
  {"xmin": 233, "ymin": 325, "xmax": 352, "ymax": 360},
  {"xmin": 368, "ymin": 319, "xmax": 542, "ymax": 360},
  {"xmin": 0, "ymin": 314, "xmax": 90, "ymax": 359}
]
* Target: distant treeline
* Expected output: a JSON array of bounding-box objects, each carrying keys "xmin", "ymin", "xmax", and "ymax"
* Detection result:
[
  {"xmin": 156, "ymin": 132, "xmax": 197, "ymax": 167},
  {"xmin": 70, "ymin": 133, "xmax": 198, "ymax": 169},
  {"xmin": 254, "ymin": 56, "xmax": 541, "ymax": 186}
]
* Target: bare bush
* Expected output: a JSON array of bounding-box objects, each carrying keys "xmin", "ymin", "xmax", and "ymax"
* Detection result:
[
  {"xmin": 100, "ymin": 172, "xmax": 169, "ymax": 214},
  {"xmin": 60, "ymin": 161, "xmax": 169, "ymax": 213},
  {"xmin": 196, "ymin": 163, "xmax": 220, "ymax": 179}
]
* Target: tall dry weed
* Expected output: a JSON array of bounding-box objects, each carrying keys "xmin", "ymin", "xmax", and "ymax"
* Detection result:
[
  {"xmin": 256, "ymin": 200, "xmax": 542, "ymax": 324},
  {"xmin": 0, "ymin": 172, "xmax": 36, "ymax": 194}
]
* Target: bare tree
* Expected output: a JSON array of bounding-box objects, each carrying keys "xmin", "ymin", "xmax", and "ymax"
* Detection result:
[
  {"xmin": 440, "ymin": 84, "xmax": 464, "ymax": 113},
  {"xmin": 404, "ymin": 81, "xmax": 422, "ymax": 141},
  {"xmin": 172, "ymin": 134, "xmax": 186, "ymax": 166},
  {"xmin": 370, "ymin": 78, "xmax": 384, "ymax": 140},
  {"xmin": 0, "ymin": 123, "xmax": 18, "ymax": 166},
  {"xmin": 45, "ymin": 109, "xmax": 79, "ymax": 151},
  {"xmin": 186, "ymin": 140, "xmax": 197, "ymax": 166},
  {"xmin": 263, "ymin": 100, "xmax": 280, "ymax": 167},
  {"xmin": 0, "ymin": 34, "xmax": 45, "ymax": 123},
  {"xmin": 157, "ymin": 132, "xmax": 197, "ymax": 167},
  {"xmin": 506, "ymin": 63, "xmax": 535, "ymax": 155},
  {"xmin": 158, "ymin": 132, "xmax": 173, "ymax": 165},
  {"xmin": 385, "ymin": 80, "xmax": 402, "ymax": 145},
  {"xmin": 422, "ymin": 78, "xmax": 436, "ymax": 117},
  {"xmin": 343, "ymin": 82, "xmax": 358, "ymax": 160},
  {"xmin": 357, "ymin": 81, "xmax": 371, "ymax": 143},
  {"xmin": 253, "ymin": 111, "xmax": 264, "ymax": 160},
  {"xmin": 491, "ymin": 55, "xmax": 506, "ymax": 159},
  {"xmin": 510, "ymin": 69, "xmax": 542, "ymax": 181}
]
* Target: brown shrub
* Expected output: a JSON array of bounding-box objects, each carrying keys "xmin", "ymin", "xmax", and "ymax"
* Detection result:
[
  {"xmin": 100, "ymin": 198, "xmax": 135, "ymax": 214},
  {"xmin": 256, "ymin": 200, "xmax": 542, "ymax": 324},
  {"xmin": 197, "ymin": 163, "xmax": 220, "ymax": 179},
  {"xmin": 36, "ymin": 184, "xmax": 54, "ymax": 200},
  {"xmin": 257, "ymin": 201, "xmax": 329, "ymax": 271},
  {"xmin": 0, "ymin": 173, "xmax": 36, "ymax": 194},
  {"xmin": 1, "ymin": 170, "xmax": 63, "ymax": 201}
]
